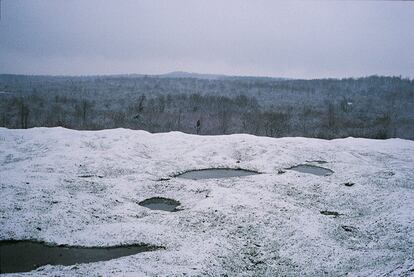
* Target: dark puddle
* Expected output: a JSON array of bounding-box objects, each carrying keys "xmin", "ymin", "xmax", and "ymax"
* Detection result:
[
  {"xmin": 78, "ymin": 174, "xmax": 103, "ymax": 178},
  {"xmin": 0, "ymin": 240, "xmax": 162, "ymax": 274},
  {"xmin": 306, "ymin": 160, "xmax": 328, "ymax": 164},
  {"xmin": 288, "ymin": 164, "xmax": 333, "ymax": 176},
  {"xmin": 176, "ymin": 168, "xmax": 259, "ymax": 180},
  {"xmin": 341, "ymin": 225, "xmax": 357, "ymax": 232},
  {"xmin": 320, "ymin": 210, "xmax": 342, "ymax": 217},
  {"xmin": 138, "ymin": 197, "xmax": 181, "ymax": 212}
]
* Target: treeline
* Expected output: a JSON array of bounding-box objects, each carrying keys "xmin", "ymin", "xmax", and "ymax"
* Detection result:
[{"xmin": 0, "ymin": 74, "xmax": 413, "ymax": 139}]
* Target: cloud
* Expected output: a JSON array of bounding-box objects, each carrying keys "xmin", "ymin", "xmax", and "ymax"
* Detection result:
[{"xmin": 0, "ymin": 0, "xmax": 413, "ymax": 78}]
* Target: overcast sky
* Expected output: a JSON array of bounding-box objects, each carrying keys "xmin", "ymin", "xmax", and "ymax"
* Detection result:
[{"xmin": 0, "ymin": 0, "xmax": 413, "ymax": 78}]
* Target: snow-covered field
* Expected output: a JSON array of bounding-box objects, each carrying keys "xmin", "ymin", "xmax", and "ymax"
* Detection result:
[{"xmin": 0, "ymin": 127, "xmax": 413, "ymax": 276}]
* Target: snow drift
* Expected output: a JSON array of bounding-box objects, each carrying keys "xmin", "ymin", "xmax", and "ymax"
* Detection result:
[{"xmin": 0, "ymin": 127, "xmax": 413, "ymax": 276}]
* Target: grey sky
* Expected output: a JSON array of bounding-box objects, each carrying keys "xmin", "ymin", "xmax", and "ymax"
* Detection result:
[{"xmin": 0, "ymin": 0, "xmax": 413, "ymax": 78}]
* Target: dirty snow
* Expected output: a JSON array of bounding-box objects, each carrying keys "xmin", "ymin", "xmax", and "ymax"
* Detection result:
[{"xmin": 0, "ymin": 127, "xmax": 413, "ymax": 276}]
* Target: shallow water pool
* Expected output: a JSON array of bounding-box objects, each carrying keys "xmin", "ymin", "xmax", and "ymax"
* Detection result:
[
  {"xmin": 176, "ymin": 168, "xmax": 259, "ymax": 180},
  {"xmin": 0, "ymin": 240, "xmax": 161, "ymax": 274},
  {"xmin": 288, "ymin": 164, "xmax": 333, "ymax": 176},
  {"xmin": 138, "ymin": 197, "xmax": 180, "ymax": 212}
]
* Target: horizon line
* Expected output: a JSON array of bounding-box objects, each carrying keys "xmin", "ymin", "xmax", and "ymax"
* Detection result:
[{"xmin": 0, "ymin": 71, "xmax": 412, "ymax": 81}]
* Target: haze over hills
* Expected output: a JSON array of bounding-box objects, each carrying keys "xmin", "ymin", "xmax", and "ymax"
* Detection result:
[
  {"xmin": 157, "ymin": 71, "xmax": 289, "ymax": 80},
  {"xmin": 158, "ymin": 71, "xmax": 227, "ymax": 80},
  {"xmin": 0, "ymin": 71, "xmax": 290, "ymax": 80},
  {"xmin": 1, "ymin": 1, "xmax": 413, "ymax": 79}
]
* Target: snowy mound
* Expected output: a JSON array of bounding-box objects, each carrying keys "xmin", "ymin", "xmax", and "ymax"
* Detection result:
[{"xmin": 0, "ymin": 128, "xmax": 413, "ymax": 275}]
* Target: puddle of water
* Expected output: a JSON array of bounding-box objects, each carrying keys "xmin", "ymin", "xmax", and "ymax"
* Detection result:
[
  {"xmin": 288, "ymin": 164, "xmax": 333, "ymax": 176},
  {"xmin": 138, "ymin": 197, "xmax": 180, "ymax": 212},
  {"xmin": 176, "ymin": 169, "xmax": 259, "ymax": 180},
  {"xmin": 78, "ymin": 174, "xmax": 103, "ymax": 178},
  {"xmin": 320, "ymin": 210, "xmax": 341, "ymax": 217},
  {"xmin": 341, "ymin": 225, "xmax": 357, "ymax": 232},
  {"xmin": 0, "ymin": 240, "xmax": 162, "ymax": 274},
  {"xmin": 306, "ymin": 160, "xmax": 328, "ymax": 164}
]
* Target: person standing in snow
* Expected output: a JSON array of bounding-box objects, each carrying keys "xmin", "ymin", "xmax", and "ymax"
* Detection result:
[{"xmin": 196, "ymin": 119, "xmax": 201, "ymax": 134}]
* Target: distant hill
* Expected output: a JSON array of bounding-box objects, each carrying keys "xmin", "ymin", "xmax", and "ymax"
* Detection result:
[
  {"xmin": 0, "ymin": 71, "xmax": 288, "ymax": 81},
  {"xmin": 158, "ymin": 71, "xmax": 226, "ymax": 80},
  {"xmin": 158, "ymin": 71, "xmax": 289, "ymax": 81}
]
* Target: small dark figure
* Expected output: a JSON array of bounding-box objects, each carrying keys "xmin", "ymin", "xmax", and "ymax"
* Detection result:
[{"xmin": 196, "ymin": 119, "xmax": 201, "ymax": 134}]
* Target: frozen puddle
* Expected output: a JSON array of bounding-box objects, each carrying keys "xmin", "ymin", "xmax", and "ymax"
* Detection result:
[
  {"xmin": 288, "ymin": 164, "xmax": 333, "ymax": 176},
  {"xmin": 176, "ymin": 168, "xmax": 259, "ymax": 180},
  {"xmin": 138, "ymin": 197, "xmax": 181, "ymax": 212},
  {"xmin": 0, "ymin": 240, "xmax": 162, "ymax": 274}
]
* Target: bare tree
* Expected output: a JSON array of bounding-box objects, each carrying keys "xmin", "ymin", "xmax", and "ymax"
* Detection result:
[{"xmin": 20, "ymin": 101, "xmax": 29, "ymax": 129}]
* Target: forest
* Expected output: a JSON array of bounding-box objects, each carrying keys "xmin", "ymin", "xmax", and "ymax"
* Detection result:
[{"xmin": 0, "ymin": 74, "xmax": 413, "ymax": 139}]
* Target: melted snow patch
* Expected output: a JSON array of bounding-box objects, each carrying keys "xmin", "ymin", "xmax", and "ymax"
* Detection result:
[
  {"xmin": 0, "ymin": 240, "xmax": 163, "ymax": 274},
  {"xmin": 176, "ymin": 168, "xmax": 259, "ymax": 180},
  {"xmin": 288, "ymin": 164, "xmax": 333, "ymax": 176},
  {"xmin": 138, "ymin": 197, "xmax": 181, "ymax": 212}
]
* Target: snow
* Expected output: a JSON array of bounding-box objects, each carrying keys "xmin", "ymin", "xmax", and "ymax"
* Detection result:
[{"xmin": 0, "ymin": 127, "xmax": 413, "ymax": 276}]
